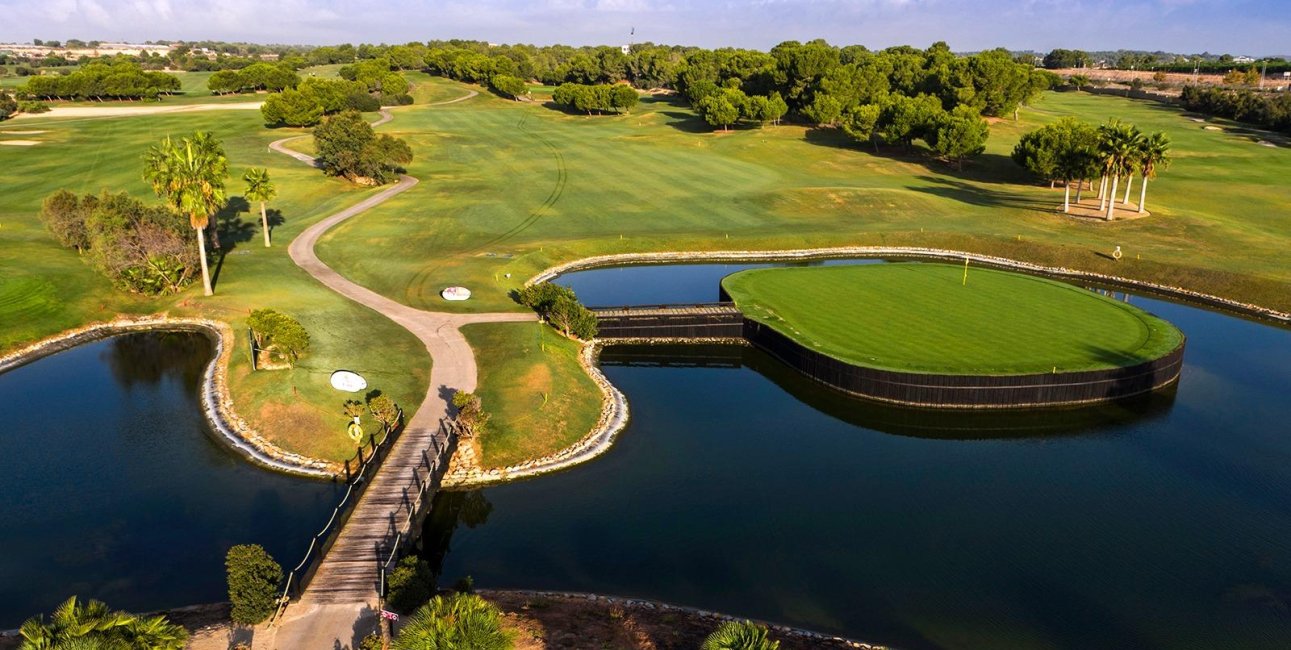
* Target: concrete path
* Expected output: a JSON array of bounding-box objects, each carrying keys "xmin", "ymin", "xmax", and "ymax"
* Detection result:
[{"xmin": 266, "ymin": 99, "xmax": 533, "ymax": 649}]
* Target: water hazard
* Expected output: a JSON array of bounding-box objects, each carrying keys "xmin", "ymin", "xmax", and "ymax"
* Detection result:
[
  {"xmin": 422, "ymin": 259, "xmax": 1291, "ymax": 650},
  {"xmin": 0, "ymin": 332, "xmax": 337, "ymax": 628}
]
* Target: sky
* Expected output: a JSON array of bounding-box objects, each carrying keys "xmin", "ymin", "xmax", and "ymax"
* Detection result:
[{"xmin": 0, "ymin": 0, "xmax": 1286, "ymax": 56}]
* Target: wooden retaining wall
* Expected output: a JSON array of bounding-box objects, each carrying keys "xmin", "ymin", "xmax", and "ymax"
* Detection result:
[
  {"xmin": 593, "ymin": 303, "xmax": 1185, "ymax": 409},
  {"xmin": 594, "ymin": 303, "xmax": 744, "ymax": 339}
]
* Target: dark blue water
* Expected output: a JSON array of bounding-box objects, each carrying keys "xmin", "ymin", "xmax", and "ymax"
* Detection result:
[
  {"xmin": 423, "ymin": 261, "xmax": 1291, "ymax": 650},
  {"xmin": 0, "ymin": 332, "xmax": 337, "ymax": 627}
]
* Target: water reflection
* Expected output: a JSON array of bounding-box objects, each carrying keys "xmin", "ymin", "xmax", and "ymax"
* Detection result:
[
  {"xmin": 418, "ymin": 490, "xmax": 493, "ymax": 578},
  {"xmin": 102, "ymin": 331, "xmax": 210, "ymax": 390},
  {"xmin": 601, "ymin": 343, "xmax": 1178, "ymax": 439}
]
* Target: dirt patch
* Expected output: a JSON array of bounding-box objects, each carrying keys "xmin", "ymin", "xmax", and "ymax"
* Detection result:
[
  {"xmin": 0, "ymin": 140, "xmax": 41, "ymax": 146},
  {"xmin": 1060, "ymin": 198, "xmax": 1150, "ymax": 222},
  {"xmin": 254, "ymin": 400, "xmax": 330, "ymax": 455},
  {"xmin": 518, "ymin": 362, "xmax": 554, "ymax": 394},
  {"xmin": 484, "ymin": 591, "xmax": 880, "ymax": 649}
]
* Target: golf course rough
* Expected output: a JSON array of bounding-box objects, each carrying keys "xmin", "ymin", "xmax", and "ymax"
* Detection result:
[{"xmin": 720, "ymin": 263, "xmax": 1185, "ymax": 376}]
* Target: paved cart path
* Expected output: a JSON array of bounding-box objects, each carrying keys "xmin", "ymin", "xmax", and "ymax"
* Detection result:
[{"xmin": 267, "ymin": 98, "xmax": 533, "ymax": 649}]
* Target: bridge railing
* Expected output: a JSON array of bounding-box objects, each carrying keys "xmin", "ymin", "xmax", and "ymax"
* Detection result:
[
  {"xmin": 377, "ymin": 417, "xmax": 461, "ymax": 600},
  {"xmin": 590, "ymin": 301, "xmax": 736, "ymax": 313},
  {"xmin": 270, "ymin": 407, "xmax": 406, "ymax": 623}
]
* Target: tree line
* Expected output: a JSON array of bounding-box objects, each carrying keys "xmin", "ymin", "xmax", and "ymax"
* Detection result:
[
  {"xmin": 550, "ymin": 82, "xmax": 640, "ymax": 114},
  {"xmin": 16, "ymin": 60, "xmax": 181, "ymax": 100},
  {"xmin": 1180, "ymin": 85, "xmax": 1291, "ymax": 134},
  {"xmin": 1013, "ymin": 118, "xmax": 1171, "ymax": 219},
  {"xmin": 207, "ymin": 62, "xmax": 300, "ymax": 94},
  {"xmin": 259, "ymin": 59, "xmax": 412, "ymax": 127}
]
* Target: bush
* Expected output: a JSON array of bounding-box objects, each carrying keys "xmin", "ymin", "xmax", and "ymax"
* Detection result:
[
  {"xmin": 247, "ymin": 308, "xmax": 311, "ymax": 367},
  {"xmin": 225, "ymin": 544, "xmax": 282, "ymax": 625},
  {"xmin": 515, "ymin": 283, "xmax": 598, "ymax": 340},
  {"xmin": 0, "ymin": 91, "xmax": 15, "ymax": 120},
  {"xmin": 451, "ymin": 391, "xmax": 489, "ymax": 434},
  {"xmin": 391, "ymin": 593, "xmax": 512, "ymax": 650},
  {"xmin": 385, "ymin": 556, "xmax": 434, "ymax": 613},
  {"xmin": 40, "ymin": 190, "xmax": 198, "ymax": 295},
  {"xmin": 701, "ymin": 620, "xmax": 780, "ymax": 650},
  {"xmin": 18, "ymin": 100, "xmax": 50, "ymax": 114}
]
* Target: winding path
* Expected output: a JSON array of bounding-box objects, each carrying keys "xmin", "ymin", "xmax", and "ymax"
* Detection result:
[{"xmin": 268, "ymin": 99, "xmax": 534, "ymax": 648}]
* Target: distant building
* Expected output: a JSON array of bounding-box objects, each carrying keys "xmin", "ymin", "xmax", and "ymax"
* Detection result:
[
  {"xmin": 1233, "ymin": 55, "xmax": 1256, "ymax": 64},
  {"xmin": 621, "ymin": 44, "xmax": 630, "ymax": 55}
]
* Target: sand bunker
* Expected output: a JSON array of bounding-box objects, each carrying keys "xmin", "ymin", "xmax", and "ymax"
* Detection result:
[
  {"xmin": 0, "ymin": 140, "xmax": 42, "ymax": 146},
  {"xmin": 1203, "ymin": 126, "xmax": 1222, "ymax": 131},
  {"xmin": 1258, "ymin": 140, "xmax": 1278, "ymax": 148},
  {"xmin": 13, "ymin": 102, "xmax": 262, "ymax": 120},
  {"xmin": 0, "ymin": 130, "xmax": 47, "ymax": 135}
]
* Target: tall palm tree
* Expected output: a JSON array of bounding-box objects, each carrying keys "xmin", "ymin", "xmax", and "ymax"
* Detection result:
[
  {"xmin": 391, "ymin": 593, "xmax": 511, "ymax": 650},
  {"xmin": 143, "ymin": 132, "xmax": 228, "ymax": 296},
  {"xmin": 1137, "ymin": 131, "xmax": 1171, "ymax": 213},
  {"xmin": 1098, "ymin": 122, "xmax": 1142, "ymax": 221},
  {"xmin": 701, "ymin": 620, "xmax": 781, "ymax": 650},
  {"xmin": 243, "ymin": 167, "xmax": 277, "ymax": 247}
]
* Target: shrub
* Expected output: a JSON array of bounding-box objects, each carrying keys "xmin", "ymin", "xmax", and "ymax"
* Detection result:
[
  {"xmin": 367, "ymin": 393, "xmax": 401, "ymax": 433},
  {"xmin": 247, "ymin": 308, "xmax": 311, "ymax": 366},
  {"xmin": 451, "ymin": 391, "xmax": 489, "ymax": 434},
  {"xmin": 515, "ymin": 283, "xmax": 597, "ymax": 340},
  {"xmin": 0, "ymin": 91, "xmax": 16, "ymax": 120},
  {"xmin": 40, "ymin": 190, "xmax": 197, "ymax": 295},
  {"xmin": 701, "ymin": 620, "xmax": 781, "ymax": 650},
  {"xmin": 40, "ymin": 189, "xmax": 94, "ymax": 251},
  {"xmin": 385, "ymin": 556, "xmax": 434, "ymax": 613},
  {"xmin": 225, "ymin": 544, "xmax": 283, "ymax": 625},
  {"xmin": 391, "ymin": 593, "xmax": 512, "ymax": 650},
  {"xmin": 18, "ymin": 100, "xmax": 50, "ymax": 114}
]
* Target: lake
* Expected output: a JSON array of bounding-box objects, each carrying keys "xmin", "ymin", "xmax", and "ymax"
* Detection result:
[
  {"xmin": 423, "ymin": 260, "xmax": 1291, "ymax": 650},
  {"xmin": 0, "ymin": 332, "xmax": 337, "ymax": 628}
]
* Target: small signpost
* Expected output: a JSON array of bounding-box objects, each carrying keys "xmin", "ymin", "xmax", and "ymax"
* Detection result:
[{"xmin": 380, "ymin": 609, "xmax": 399, "ymax": 621}]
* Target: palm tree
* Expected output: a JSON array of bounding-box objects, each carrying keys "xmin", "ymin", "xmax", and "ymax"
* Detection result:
[
  {"xmin": 19, "ymin": 596, "xmax": 187, "ymax": 650},
  {"xmin": 1137, "ymin": 131, "xmax": 1171, "ymax": 213},
  {"xmin": 243, "ymin": 167, "xmax": 277, "ymax": 247},
  {"xmin": 143, "ymin": 132, "xmax": 228, "ymax": 296},
  {"xmin": 391, "ymin": 593, "xmax": 512, "ymax": 650},
  {"xmin": 701, "ymin": 620, "xmax": 781, "ymax": 650},
  {"xmin": 1098, "ymin": 122, "xmax": 1142, "ymax": 220}
]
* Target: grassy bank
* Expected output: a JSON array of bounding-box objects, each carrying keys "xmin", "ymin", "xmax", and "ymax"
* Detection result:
[
  {"xmin": 461, "ymin": 322, "xmax": 600, "ymax": 468},
  {"xmin": 723, "ymin": 263, "xmax": 1183, "ymax": 374},
  {"xmin": 0, "ymin": 108, "xmax": 429, "ymax": 463}
]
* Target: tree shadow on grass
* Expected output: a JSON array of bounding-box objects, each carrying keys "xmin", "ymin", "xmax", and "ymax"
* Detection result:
[
  {"xmin": 659, "ymin": 110, "xmax": 716, "ymax": 134},
  {"xmin": 906, "ymin": 175, "xmax": 1051, "ymax": 211},
  {"xmin": 802, "ymin": 126, "xmax": 1033, "ymax": 185},
  {"xmin": 209, "ymin": 197, "xmax": 257, "ymax": 290}
]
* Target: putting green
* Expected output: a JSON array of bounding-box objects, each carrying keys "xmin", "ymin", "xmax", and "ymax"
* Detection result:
[{"xmin": 721, "ymin": 263, "xmax": 1184, "ymax": 375}]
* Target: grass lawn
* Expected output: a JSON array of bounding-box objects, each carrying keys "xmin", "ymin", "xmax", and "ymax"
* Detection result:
[
  {"xmin": 722, "ymin": 263, "xmax": 1184, "ymax": 374},
  {"xmin": 0, "ymin": 108, "xmax": 429, "ymax": 463},
  {"xmin": 461, "ymin": 322, "xmax": 600, "ymax": 468},
  {"xmin": 314, "ymin": 82, "xmax": 1291, "ymax": 317}
]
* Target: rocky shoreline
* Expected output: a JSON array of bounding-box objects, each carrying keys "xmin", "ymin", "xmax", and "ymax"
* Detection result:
[{"xmin": 0, "ymin": 316, "xmax": 338, "ymax": 479}]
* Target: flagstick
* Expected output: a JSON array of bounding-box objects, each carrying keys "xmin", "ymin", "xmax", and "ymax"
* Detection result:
[{"xmin": 962, "ymin": 257, "xmax": 969, "ymax": 286}]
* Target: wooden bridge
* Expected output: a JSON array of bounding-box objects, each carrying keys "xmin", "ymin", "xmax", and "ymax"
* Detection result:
[
  {"xmin": 274, "ymin": 418, "xmax": 459, "ymax": 612},
  {"xmin": 593, "ymin": 302, "xmax": 745, "ymax": 339}
]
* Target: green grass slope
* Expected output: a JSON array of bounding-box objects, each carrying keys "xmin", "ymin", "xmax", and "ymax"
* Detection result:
[
  {"xmin": 314, "ymin": 81, "xmax": 1291, "ymax": 316},
  {"xmin": 722, "ymin": 263, "xmax": 1184, "ymax": 375}
]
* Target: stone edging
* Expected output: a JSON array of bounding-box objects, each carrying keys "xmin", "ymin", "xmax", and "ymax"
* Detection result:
[
  {"xmin": 455, "ymin": 245, "xmax": 1291, "ymax": 486},
  {"xmin": 441, "ymin": 341, "xmax": 628, "ymax": 488},
  {"xmin": 527, "ymin": 246, "xmax": 1291, "ymax": 324},
  {"xmin": 476, "ymin": 589, "xmax": 887, "ymax": 649},
  {"xmin": 0, "ymin": 316, "xmax": 338, "ymax": 479}
]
